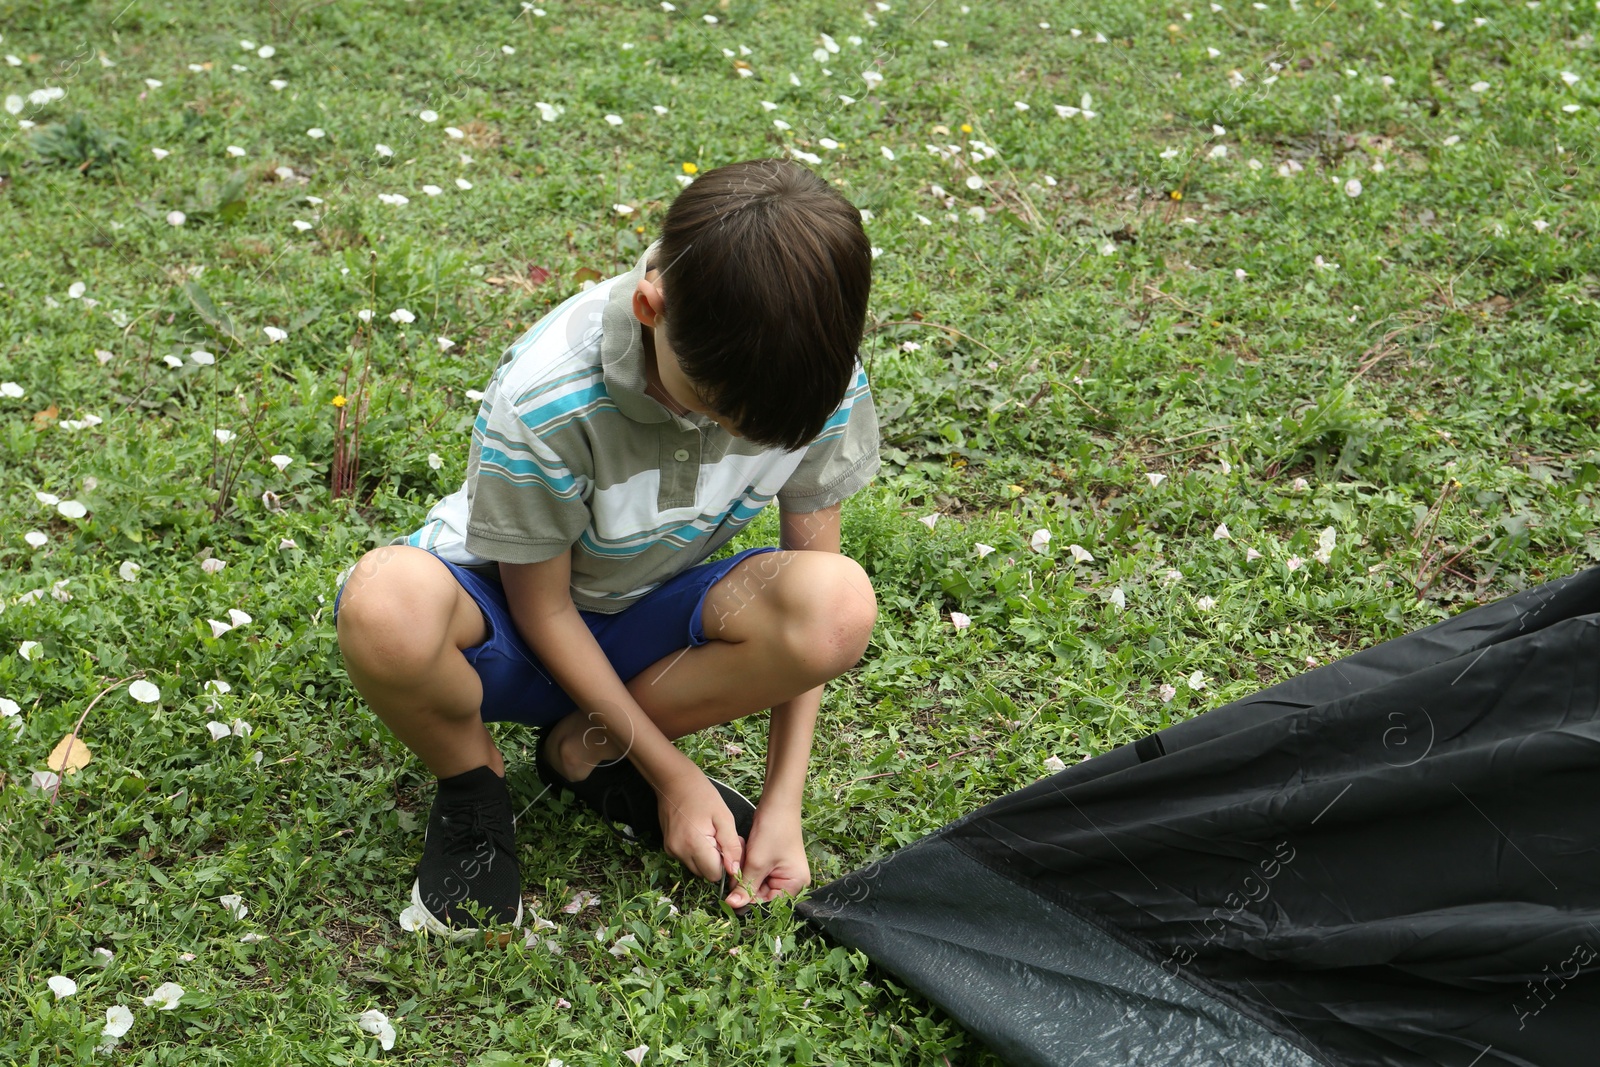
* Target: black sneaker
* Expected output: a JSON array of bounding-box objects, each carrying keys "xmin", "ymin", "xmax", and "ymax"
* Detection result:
[{"xmin": 409, "ymin": 765, "xmax": 523, "ymax": 939}]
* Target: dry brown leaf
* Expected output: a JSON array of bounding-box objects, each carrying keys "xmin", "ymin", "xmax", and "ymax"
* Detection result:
[{"xmin": 48, "ymin": 733, "xmax": 92, "ymax": 775}]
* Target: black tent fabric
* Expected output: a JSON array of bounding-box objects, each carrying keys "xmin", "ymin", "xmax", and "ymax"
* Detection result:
[{"xmin": 800, "ymin": 567, "xmax": 1600, "ymax": 1067}]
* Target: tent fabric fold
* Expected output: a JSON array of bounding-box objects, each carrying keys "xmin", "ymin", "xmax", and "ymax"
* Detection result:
[{"xmin": 802, "ymin": 568, "xmax": 1600, "ymax": 1066}]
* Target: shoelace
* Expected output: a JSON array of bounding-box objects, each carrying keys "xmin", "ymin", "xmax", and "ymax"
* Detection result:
[{"xmin": 437, "ymin": 794, "xmax": 514, "ymax": 858}]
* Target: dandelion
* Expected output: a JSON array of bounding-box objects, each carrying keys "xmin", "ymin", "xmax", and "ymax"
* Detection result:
[{"xmin": 331, "ymin": 394, "xmax": 348, "ymax": 408}]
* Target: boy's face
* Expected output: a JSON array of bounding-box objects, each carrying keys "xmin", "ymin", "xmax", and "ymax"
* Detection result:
[{"xmin": 634, "ymin": 273, "xmax": 744, "ymax": 438}]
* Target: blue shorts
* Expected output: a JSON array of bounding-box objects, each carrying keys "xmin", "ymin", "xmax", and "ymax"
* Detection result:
[{"xmin": 336, "ymin": 546, "xmax": 780, "ymax": 728}]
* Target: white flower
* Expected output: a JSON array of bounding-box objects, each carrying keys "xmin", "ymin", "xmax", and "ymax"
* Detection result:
[
  {"xmin": 1164, "ymin": 568, "xmax": 1183, "ymax": 584},
  {"xmin": 68, "ymin": 281, "xmax": 86, "ymax": 300},
  {"xmin": 240, "ymin": 932, "xmax": 267, "ymax": 943},
  {"xmin": 214, "ymin": 428, "xmax": 237, "ymax": 445},
  {"xmin": 1196, "ymin": 596, "xmax": 1217, "ymax": 611},
  {"xmin": 604, "ymin": 113, "xmax": 623, "ymax": 126},
  {"xmin": 422, "ymin": 184, "xmax": 442, "ymax": 196},
  {"xmin": 389, "ymin": 307, "xmax": 415, "ymax": 324},
  {"xmin": 965, "ymin": 175, "xmax": 984, "ymax": 190},
  {"xmin": 1213, "ymin": 523, "xmax": 1230, "ymax": 540},
  {"xmin": 1029, "ymin": 529, "xmax": 1051, "ymax": 552},
  {"xmin": 623, "ymin": 1047, "xmax": 648, "ymax": 1066},
  {"xmin": 1109, "ymin": 587, "xmax": 1127, "ymax": 611},
  {"xmin": 206, "ymin": 721, "xmax": 232, "ymax": 741},
  {"xmin": 419, "ymin": 109, "xmax": 438, "ymax": 122},
  {"xmin": 102, "ymin": 1005, "xmax": 134, "ymax": 1039},
  {"xmin": 358, "ymin": 1009, "xmax": 397, "ymax": 1051},
  {"xmin": 19, "ymin": 641, "xmax": 41, "ymax": 661},
  {"xmin": 398, "ymin": 904, "xmax": 427, "ymax": 932},
  {"xmin": 1286, "ymin": 555, "xmax": 1304, "ymax": 572},
  {"xmin": 772, "ymin": 119, "xmax": 791, "ymax": 131},
  {"xmin": 1146, "ymin": 472, "xmax": 1167, "ymax": 487},
  {"xmin": 56, "ymin": 499, "xmax": 87, "ymax": 519},
  {"xmin": 269, "ymin": 454, "xmax": 292, "ymax": 472},
  {"xmin": 1314, "ymin": 526, "xmax": 1337, "ymax": 564},
  {"xmin": 0, "ymin": 697, "xmax": 18, "ymax": 719},
  {"xmin": 1291, "ymin": 477, "xmax": 1310, "ymax": 492},
  {"xmin": 1343, "ymin": 178, "xmax": 1363, "ymax": 198},
  {"xmin": 32, "ymin": 770, "xmax": 61, "ymax": 796},
  {"xmin": 950, "ymin": 611, "xmax": 971, "ymax": 631},
  {"xmin": 263, "ymin": 326, "xmax": 287, "ymax": 343},
  {"xmin": 208, "ymin": 619, "xmax": 234, "ymax": 639},
  {"xmin": 436, "ymin": 336, "xmax": 456, "ymax": 352},
  {"xmin": 256, "ymin": 44, "xmax": 276, "ymax": 58},
  {"xmin": 48, "ymin": 975, "xmax": 77, "ymax": 999},
  {"xmin": 427, "ymin": 453, "xmax": 443, "ymax": 470},
  {"xmin": 201, "ymin": 558, "xmax": 226, "ymax": 574},
  {"xmin": 143, "ymin": 982, "xmax": 184, "ymax": 1010},
  {"xmin": 862, "ymin": 70, "xmax": 883, "ymax": 89},
  {"xmin": 918, "ymin": 513, "xmax": 938, "ymax": 529},
  {"xmin": 1245, "ymin": 547, "xmax": 1262, "ymax": 562},
  {"xmin": 278, "ymin": 538, "xmax": 298, "ymax": 550},
  {"xmin": 356, "ymin": 308, "xmax": 374, "ymax": 323},
  {"xmin": 119, "ymin": 561, "xmax": 140, "ymax": 581},
  {"xmin": 128, "ymin": 679, "xmax": 160, "ymax": 703},
  {"xmin": 1068, "ymin": 544, "xmax": 1094, "ymax": 563},
  {"xmin": 269, "ymin": 79, "xmax": 287, "ymax": 91},
  {"xmin": 307, "ymin": 127, "xmax": 325, "ymax": 138},
  {"xmin": 1014, "ymin": 100, "xmax": 1030, "ymax": 111},
  {"xmin": 1159, "ymin": 683, "xmax": 1177, "ymax": 703},
  {"xmin": 455, "ymin": 178, "xmax": 472, "ymax": 190},
  {"xmin": 445, "ymin": 126, "xmax": 464, "ymax": 138},
  {"xmin": 974, "ymin": 542, "xmax": 995, "ymax": 559},
  {"xmin": 228, "ymin": 608, "xmax": 252, "ymax": 627},
  {"xmin": 1469, "ymin": 80, "xmax": 1489, "ymax": 93},
  {"xmin": 219, "ymin": 894, "xmax": 249, "ymax": 920},
  {"xmin": 24, "ymin": 531, "xmax": 46, "ymax": 548},
  {"xmin": 190, "ymin": 349, "xmax": 215, "ymax": 365},
  {"xmin": 1, "ymin": 381, "xmax": 23, "ymax": 398},
  {"xmin": 535, "ymin": 101, "xmax": 561, "ymax": 122},
  {"xmin": 167, "ymin": 210, "xmax": 187, "ymax": 226},
  {"xmin": 1188, "ymin": 670, "xmax": 1207, "ymax": 691},
  {"xmin": 613, "ymin": 203, "xmax": 634, "ymax": 215},
  {"xmin": 3, "ymin": 95, "xmax": 22, "ymax": 115}
]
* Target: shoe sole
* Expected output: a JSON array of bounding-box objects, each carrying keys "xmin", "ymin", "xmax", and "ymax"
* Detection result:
[{"xmin": 409, "ymin": 879, "xmax": 524, "ymax": 944}]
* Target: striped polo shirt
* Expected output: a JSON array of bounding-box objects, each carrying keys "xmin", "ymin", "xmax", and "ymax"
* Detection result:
[{"xmin": 401, "ymin": 246, "xmax": 881, "ymax": 614}]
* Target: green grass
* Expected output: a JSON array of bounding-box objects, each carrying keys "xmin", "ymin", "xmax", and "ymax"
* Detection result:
[{"xmin": 2, "ymin": 0, "xmax": 1597, "ymax": 1062}]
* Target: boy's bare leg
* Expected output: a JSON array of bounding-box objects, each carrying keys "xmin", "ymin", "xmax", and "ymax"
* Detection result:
[
  {"xmin": 547, "ymin": 550, "xmax": 877, "ymax": 778},
  {"xmin": 336, "ymin": 546, "xmax": 504, "ymax": 779}
]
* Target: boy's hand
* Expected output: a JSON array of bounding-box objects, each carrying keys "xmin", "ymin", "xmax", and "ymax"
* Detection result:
[
  {"xmin": 726, "ymin": 804, "xmax": 810, "ymax": 910},
  {"xmin": 656, "ymin": 769, "xmax": 744, "ymax": 884}
]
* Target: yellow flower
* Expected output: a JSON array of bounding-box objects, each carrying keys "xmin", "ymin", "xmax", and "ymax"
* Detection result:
[
  {"xmin": 634, "ymin": 225, "xmax": 645, "ymax": 234},
  {"xmin": 1170, "ymin": 190, "xmax": 1183, "ymax": 201},
  {"xmin": 682, "ymin": 162, "xmax": 698, "ymax": 174},
  {"xmin": 332, "ymin": 394, "xmax": 348, "ymax": 408},
  {"xmin": 960, "ymin": 123, "xmax": 973, "ymax": 134}
]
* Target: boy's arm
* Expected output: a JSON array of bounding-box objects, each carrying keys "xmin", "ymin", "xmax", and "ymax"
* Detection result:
[
  {"xmin": 725, "ymin": 502, "xmax": 843, "ymax": 908},
  {"xmin": 498, "ymin": 550, "xmax": 743, "ymax": 884}
]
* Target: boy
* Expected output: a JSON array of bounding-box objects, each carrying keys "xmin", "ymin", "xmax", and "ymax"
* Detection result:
[{"xmin": 335, "ymin": 159, "xmax": 882, "ymax": 937}]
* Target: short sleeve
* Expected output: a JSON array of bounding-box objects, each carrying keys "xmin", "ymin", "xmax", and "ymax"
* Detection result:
[
  {"xmin": 777, "ymin": 361, "xmax": 882, "ymax": 512},
  {"xmin": 461, "ymin": 371, "xmax": 593, "ymax": 564}
]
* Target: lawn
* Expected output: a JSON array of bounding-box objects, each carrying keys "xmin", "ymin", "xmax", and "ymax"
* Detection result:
[{"xmin": 1, "ymin": 0, "xmax": 1597, "ymax": 1063}]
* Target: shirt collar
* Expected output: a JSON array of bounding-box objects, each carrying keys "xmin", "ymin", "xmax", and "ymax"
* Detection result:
[{"xmin": 601, "ymin": 243, "xmax": 676, "ymax": 424}]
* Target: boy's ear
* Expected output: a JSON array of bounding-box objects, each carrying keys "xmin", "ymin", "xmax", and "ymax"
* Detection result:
[{"xmin": 632, "ymin": 277, "xmax": 665, "ymax": 328}]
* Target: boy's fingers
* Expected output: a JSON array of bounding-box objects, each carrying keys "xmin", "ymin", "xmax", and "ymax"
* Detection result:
[{"xmin": 713, "ymin": 808, "xmax": 744, "ymax": 879}]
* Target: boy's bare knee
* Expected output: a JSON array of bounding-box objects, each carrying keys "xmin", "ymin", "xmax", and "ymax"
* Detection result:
[
  {"xmin": 336, "ymin": 548, "xmax": 457, "ymax": 685},
  {"xmin": 778, "ymin": 554, "xmax": 878, "ymax": 677}
]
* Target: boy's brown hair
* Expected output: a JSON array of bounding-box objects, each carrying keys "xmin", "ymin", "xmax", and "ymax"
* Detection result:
[{"xmin": 655, "ymin": 158, "xmax": 872, "ymax": 452}]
